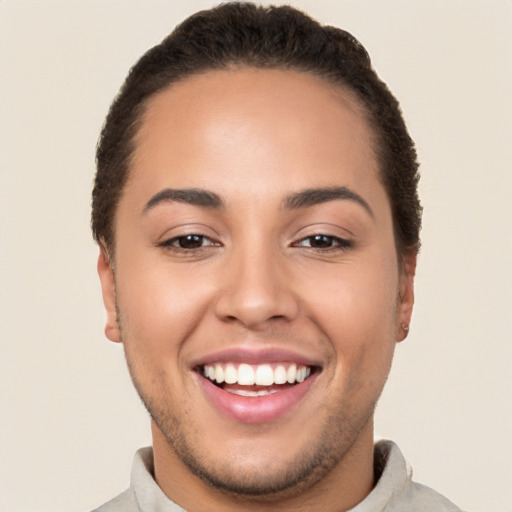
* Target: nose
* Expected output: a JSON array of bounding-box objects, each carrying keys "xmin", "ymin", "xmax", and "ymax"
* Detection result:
[{"xmin": 214, "ymin": 245, "xmax": 299, "ymax": 330}]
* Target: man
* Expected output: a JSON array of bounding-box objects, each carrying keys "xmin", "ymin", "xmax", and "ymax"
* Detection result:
[{"xmin": 92, "ymin": 3, "xmax": 461, "ymax": 511}]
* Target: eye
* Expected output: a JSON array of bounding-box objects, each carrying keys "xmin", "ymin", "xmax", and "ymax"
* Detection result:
[
  {"xmin": 294, "ymin": 234, "xmax": 351, "ymax": 250},
  {"xmin": 161, "ymin": 234, "xmax": 218, "ymax": 250}
]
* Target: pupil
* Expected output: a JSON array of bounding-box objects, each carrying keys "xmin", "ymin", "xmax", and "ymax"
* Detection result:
[
  {"xmin": 311, "ymin": 235, "xmax": 332, "ymax": 248},
  {"xmin": 180, "ymin": 235, "xmax": 203, "ymax": 248}
]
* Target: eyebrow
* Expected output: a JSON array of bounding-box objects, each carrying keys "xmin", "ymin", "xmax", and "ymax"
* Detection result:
[
  {"xmin": 143, "ymin": 185, "xmax": 373, "ymax": 217},
  {"xmin": 283, "ymin": 186, "xmax": 374, "ymax": 217},
  {"xmin": 143, "ymin": 188, "xmax": 224, "ymax": 212}
]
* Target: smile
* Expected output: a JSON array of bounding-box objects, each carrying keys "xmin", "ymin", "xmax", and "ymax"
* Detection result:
[{"xmin": 196, "ymin": 358, "xmax": 320, "ymax": 423}]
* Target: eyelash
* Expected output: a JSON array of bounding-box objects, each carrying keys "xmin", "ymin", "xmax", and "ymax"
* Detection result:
[
  {"xmin": 293, "ymin": 234, "xmax": 352, "ymax": 251},
  {"xmin": 159, "ymin": 233, "xmax": 352, "ymax": 253},
  {"xmin": 159, "ymin": 234, "xmax": 219, "ymax": 252}
]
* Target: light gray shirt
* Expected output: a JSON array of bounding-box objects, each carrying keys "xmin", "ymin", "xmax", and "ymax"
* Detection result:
[{"xmin": 91, "ymin": 440, "xmax": 462, "ymax": 511}]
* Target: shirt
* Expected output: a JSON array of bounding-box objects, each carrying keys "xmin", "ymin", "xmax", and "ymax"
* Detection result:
[{"xmin": 91, "ymin": 440, "xmax": 462, "ymax": 511}]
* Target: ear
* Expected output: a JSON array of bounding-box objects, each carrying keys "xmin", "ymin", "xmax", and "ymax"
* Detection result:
[
  {"xmin": 396, "ymin": 251, "xmax": 417, "ymax": 342},
  {"xmin": 97, "ymin": 245, "xmax": 121, "ymax": 343}
]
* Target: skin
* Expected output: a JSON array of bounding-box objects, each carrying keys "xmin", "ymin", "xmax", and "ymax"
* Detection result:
[{"xmin": 98, "ymin": 68, "xmax": 416, "ymax": 512}]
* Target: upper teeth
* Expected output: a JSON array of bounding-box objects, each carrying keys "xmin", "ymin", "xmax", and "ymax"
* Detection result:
[{"xmin": 202, "ymin": 363, "xmax": 311, "ymax": 386}]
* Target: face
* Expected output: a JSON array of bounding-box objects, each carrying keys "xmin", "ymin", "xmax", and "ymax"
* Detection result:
[{"xmin": 98, "ymin": 69, "xmax": 415, "ymax": 502}]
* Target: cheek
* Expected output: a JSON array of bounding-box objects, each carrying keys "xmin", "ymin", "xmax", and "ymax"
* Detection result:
[
  {"xmin": 300, "ymin": 254, "xmax": 399, "ymax": 374},
  {"xmin": 115, "ymin": 261, "xmax": 214, "ymax": 359},
  {"xmin": 301, "ymin": 256, "xmax": 398, "ymax": 331}
]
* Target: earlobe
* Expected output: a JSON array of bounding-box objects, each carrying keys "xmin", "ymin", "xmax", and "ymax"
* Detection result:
[
  {"xmin": 397, "ymin": 251, "xmax": 417, "ymax": 342},
  {"xmin": 97, "ymin": 245, "xmax": 121, "ymax": 343}
]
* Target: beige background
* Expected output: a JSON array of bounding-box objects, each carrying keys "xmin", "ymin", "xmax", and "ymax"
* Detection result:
[{"xmin": 1, "ymin": 1, "xmax": 511, "ymax": 511}]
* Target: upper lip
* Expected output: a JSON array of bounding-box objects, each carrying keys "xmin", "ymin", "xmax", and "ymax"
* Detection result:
[{"xmin": 191, "ymin": 347, "xmax": 322, "ymax": 369}]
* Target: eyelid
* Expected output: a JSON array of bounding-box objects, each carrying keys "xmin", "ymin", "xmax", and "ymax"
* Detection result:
[
  {"xmin": 153, "ymin": 222, "xmax": 224, "ymax": 257},
  {"xmin": 289, "ymin": 222, "xmax": 354, "ymax": 245},
  {"xmin": 160, "ymin": 233, "xmax": 220, "ymax": 248},
  {"xmin": 155, "ymin": 222, "xmax": 221, "ymax": 242},
  {"xmin": 293, "ymin": 234, "xmax": 352, "ymax": 249}
]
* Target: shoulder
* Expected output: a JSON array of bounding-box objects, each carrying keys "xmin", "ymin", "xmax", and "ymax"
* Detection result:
[
  {"xmin": 402, "ymin": 481, "xmax": 463, "ymax": 512},
  {"xmin": 370, "ymin": 440, "xmax": 464, "ymax": 512},
  {"xmin": 90, "ymin": 487, "xmax": 139, "ymax": 512}
]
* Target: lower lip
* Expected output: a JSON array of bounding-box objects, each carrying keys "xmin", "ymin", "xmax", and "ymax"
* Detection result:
[{"xmin": 197, "ymin": 373, "xmax": 318, "ymax": 424}]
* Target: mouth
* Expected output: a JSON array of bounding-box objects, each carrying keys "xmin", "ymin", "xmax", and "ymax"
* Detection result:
[{"xmin": 194, "ymin": 360, "xmax": 321, "ymax": 424}]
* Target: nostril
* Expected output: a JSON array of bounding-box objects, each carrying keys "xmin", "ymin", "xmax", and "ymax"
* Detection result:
[{"xmin": 213, "ymin": 274, "xmax": 300, "ymax": 328}]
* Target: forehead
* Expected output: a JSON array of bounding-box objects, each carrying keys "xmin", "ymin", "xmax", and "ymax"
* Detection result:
[{"xmin": 127, "ymin": 68, "xmax": 383, "ymax": 207}]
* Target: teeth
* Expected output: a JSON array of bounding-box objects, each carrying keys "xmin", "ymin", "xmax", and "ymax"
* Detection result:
[
  {"xmin": 224, "ymin": 364, "xmax": 237, "ymax": 385},
  {"xmin": 238, "ymin": 364, "xmax": 255, "ymax": 385},
  {"xmin": 274, "ymin": 365, "xmax": 287, "ymax": 385},
  {"xmin": 215, "ymin": 365, "xmax": 224, "ymax": 384},
  {"xmin": 202, "ymin": 362, "xmax": 313, "ymax": 387},
  {"xmin": 287, "ymin": 364, "xmax": 297, "ymax": 384},
  {"xmin": 227, "ymin": 388, "xmax": 280, "ymax": 397},
  {"xmin": 255, "ymin": 364, "xmax": 274, "ymax": 386}
]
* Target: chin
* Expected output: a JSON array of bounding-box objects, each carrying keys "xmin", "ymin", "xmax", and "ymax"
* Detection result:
[
  {"xmin": 150, "ymin": 395, "xmax": 375, "ymax": 500},
  {"xmin": 168, "ymin": 431, "xmax": 340, "ymax": 497}
]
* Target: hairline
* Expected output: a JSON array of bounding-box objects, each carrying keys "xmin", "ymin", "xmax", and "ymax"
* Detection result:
[{"xmin": 102, "ymin": 64, "xmax": 411, "ymax": 266}]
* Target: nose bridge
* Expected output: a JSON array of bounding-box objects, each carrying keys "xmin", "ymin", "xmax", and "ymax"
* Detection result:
[{"xmin": 214, "ymin": 235, "xmax": 298, "ymax": 328}]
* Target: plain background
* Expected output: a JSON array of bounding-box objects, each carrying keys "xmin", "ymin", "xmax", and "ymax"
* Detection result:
[{"xmin": 1, "ymin": 1, "xmax": 511, "ymax": 511}]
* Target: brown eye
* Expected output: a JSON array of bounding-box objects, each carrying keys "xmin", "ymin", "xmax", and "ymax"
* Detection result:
[
  {"xmin": 175, "ymin": 235, "xmax": 206, "ymax": 249},
  {"xmin": 161, "ymin": 234, "xmax": 215, "ymax": 250},
  {"xmin": 308, "ymin": 235, "xmax": 335, "ymax": 248},
  {"xmin": 295, "ymin": 234, "xmax": 352, "ymax": 250}
]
